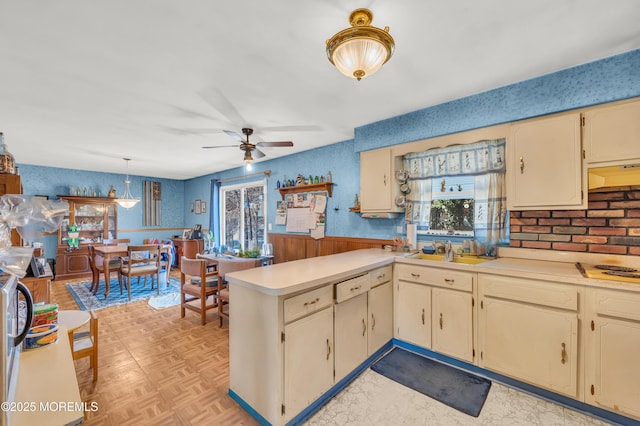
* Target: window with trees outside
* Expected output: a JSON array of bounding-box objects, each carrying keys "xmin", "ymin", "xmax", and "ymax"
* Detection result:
[{"xmin": 220, "ymin": 179, "xmax": 266, "ymax": 252}]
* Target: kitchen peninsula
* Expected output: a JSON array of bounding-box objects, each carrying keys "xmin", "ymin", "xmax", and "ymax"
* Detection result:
[
  {"xmin": 226, "ymin": 249, "xmax": 395, "ymax": 425},
  {"xmin": 227, "ymin": 248, "xmax": 640, "ymax": 426}
]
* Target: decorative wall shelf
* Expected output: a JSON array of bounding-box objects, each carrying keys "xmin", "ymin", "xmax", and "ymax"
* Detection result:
[{"xmin": 277, "ymin": 182, "xmax": 334, "ymax": 200}]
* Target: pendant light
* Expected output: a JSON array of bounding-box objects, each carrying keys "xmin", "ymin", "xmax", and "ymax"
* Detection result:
[
  {"xmin": 115, "ymin": 158, "xmax": 140, "ymax": 209},
  {"xmin": 326, "ymin": 8, "xmax": 395, "ymax": 81}
]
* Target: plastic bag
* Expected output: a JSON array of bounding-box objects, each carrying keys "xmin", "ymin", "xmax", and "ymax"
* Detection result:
[{"xmin": 0, "ymin": 195, "xmax": 69, "ymax": 276}]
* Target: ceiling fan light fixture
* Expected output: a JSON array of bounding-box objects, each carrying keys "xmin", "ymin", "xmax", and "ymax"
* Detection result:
[
  {"xmin": 326, "ymin": 8, "xmax": 394, "ymax": 81},
  {"xmin": 115, "ymin": 158, "xmax": 140, "ymax": 209}
]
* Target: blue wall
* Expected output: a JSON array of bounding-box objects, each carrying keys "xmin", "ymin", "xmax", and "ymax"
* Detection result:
[
  {"xmin": 189, "ymin": 49, "xmax": 640, "ymax": 242},
  {"xmin": 16, "ymin": 164, "xmax": 185, "ymax": 259},
  {"xmin": 15, "ymin": 49, "xmax": 640, "ymax": 255}
]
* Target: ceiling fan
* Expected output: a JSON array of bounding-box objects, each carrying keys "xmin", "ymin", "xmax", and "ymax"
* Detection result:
[{"xmin": 202, "ymin": 127, "xmax": 293, "ymax": 165}]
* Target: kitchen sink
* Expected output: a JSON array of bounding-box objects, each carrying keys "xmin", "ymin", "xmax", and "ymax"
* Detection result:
[{"xmin": 418, "ymin": 253, "xmax": 493, "ymax": 264}]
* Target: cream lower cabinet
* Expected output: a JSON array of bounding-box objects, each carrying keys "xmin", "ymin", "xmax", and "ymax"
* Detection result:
[
  {"xmin": 394, "ymin": 264, "xmax": 474, "ymax": 362},
  {"xmin": 585, "ymin": 287, "xmax": 640, "ymax": 420},
  {"xmin": 334, "ymin": 267, "xmax": 393, "ymax": 382},
  {"xmin": 284, "ymin": 305, "xmax": 334, "ymax": 422},
  {"xmin": 478, "ymin": 274, "xmax": 580, "ymax": 398}
]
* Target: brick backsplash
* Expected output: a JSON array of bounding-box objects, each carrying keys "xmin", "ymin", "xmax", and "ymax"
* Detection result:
[{"xmin": 509, "ymin": 189, "xmax": 640, "ymax": 256}]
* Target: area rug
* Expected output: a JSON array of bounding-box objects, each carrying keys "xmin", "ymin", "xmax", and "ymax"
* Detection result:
[
  {"xmin": 371, "ymin": 348, "xmax": 491, "ymax": 417},
  {"xmin": 66, "ymin": 275, "xmax": 181, "ymax": 311}
]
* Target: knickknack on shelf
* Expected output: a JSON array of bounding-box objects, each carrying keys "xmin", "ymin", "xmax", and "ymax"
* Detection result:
[{"xmin": 277, "ymin": 182, "xmax": 334, "ymax": 199}]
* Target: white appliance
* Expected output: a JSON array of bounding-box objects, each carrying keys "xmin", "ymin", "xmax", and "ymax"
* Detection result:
[{"xmin": 0, "ymin": 272, "xmax": 33, "ymax": 426}]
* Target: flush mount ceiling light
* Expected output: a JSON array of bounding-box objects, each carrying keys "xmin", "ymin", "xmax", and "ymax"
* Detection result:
[
  {"xmin": 326, "ymin": 8, "xmax": 395, "ymax": 81},
  {"xmin": 115, "ymin": 158, "xmax": 140, "ymax": 209}
]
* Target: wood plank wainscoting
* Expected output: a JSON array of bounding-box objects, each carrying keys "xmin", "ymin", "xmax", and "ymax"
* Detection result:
[{"xmin": 268, "ymin": 233, "xmax": 393, "ymax": 264}]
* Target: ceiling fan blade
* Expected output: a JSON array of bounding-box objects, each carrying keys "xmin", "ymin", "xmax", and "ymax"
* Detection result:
[
  {"xmin": 256, "ymin": 141, "xmax": 294, "ymax": 147},
  {"xmin": 223, "ymin": 130, "xmax": 244, "ymax": 142},
  {"xmin": 253, "ymin": 148, "xmax": 266, "ymax": 159},
  {"xmin": 202, "ymin": 144, "xmax": 240, "ymax": 149},
  {"xmin": 198, "ymin": 87, "xmax": 246, "ymax": 127}
]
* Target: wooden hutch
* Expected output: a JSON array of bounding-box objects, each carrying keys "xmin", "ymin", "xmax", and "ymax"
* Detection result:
[
  {"xmin": 0, "ymin": 174, "xmax": 23, "ymax": 247},
  {"xmin": 55, "ymin": 196, "xmax": 118, "ymax": 280}
]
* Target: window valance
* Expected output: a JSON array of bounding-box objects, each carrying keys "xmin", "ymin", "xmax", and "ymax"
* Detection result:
[{"xmin": 404, "ymin": 139, "xmax": 506, "ymax": 179}]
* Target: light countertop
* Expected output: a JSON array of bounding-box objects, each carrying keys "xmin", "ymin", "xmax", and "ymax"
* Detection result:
[
  {"xmin": 227, "ymin": 247, "xmax": 640, "ymax": 296},
  {"xmin": 226, "ymin": 249, "xmax": 395, "ymax": 296}
]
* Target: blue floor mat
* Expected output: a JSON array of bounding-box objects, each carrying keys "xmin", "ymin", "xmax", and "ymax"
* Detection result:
[{"xmin": 371, "ymin": 348, "xmax": 491, "ymax": 417}]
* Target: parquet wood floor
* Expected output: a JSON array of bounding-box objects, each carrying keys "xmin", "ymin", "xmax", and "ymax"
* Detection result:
[{"xmin": 51, "ymin": 272, "xmax": 258, "ymax": 425}]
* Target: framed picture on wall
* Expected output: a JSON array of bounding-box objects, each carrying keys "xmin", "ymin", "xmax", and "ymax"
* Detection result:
[
  {"xmin": 201, "ymin": 202, "xmax": 206, "ymax": 213},
  {"xmin": 195, "ymin": 199, "xmax": 201, "ymax": 214}
]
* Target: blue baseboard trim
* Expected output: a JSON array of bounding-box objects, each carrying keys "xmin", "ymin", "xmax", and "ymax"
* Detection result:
[
  {"xmin": 228, "ymin": 389, "xmax": 271, "ymax": 426},
  {"xmin": 392, "ymin": 339, "xmax": 639, "ymax": 426},
  {"xmin": 229, "ymin": 339, "xmax": 638, "ymax": 426}
]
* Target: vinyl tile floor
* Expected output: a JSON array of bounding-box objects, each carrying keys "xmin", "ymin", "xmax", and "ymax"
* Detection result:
[{"xmin": 306, "ymin": 369, "xmax": 617, "ymax": 426}]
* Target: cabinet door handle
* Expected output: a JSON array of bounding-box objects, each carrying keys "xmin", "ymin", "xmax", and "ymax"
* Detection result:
[
  {"xmin": 303, "ymin": 298, "xmax": 319, "ymax": 307},
  {"xmin": 383, "ymin": 173, "xmax": 387, "ymax": 186},
  {"xmin": 350, "ymin": 285, "xmax": 361, "ymax": 292},
  {"xmin": 560, "ymin": 342, "xmax": 567, "ymax": 364},
  {"xmin": 444, "ymin": 278, "xmax": 455, "ymax": 284},
  {"xmin": 439, "ymin": 313, "xmax": 443, "ymax": 330},
  {"xmin": 519, "ymin": 156, "xmax": 525, "ymax": 173},
  {"xmin": 371, "ymin": 313, "xmax": 376, "ymax": 331},
  {"xmin": 362, "ymin": 318, "xmax": 366, "ymax": 336},
  {"xmin": 411, "ymin": 273, "xmax": 421, "ymax": 278},
  {"xmin": 421, "ymin": 308, "xmax": 425, "ymax": 325},
  {"xmin": 326, "ymin": 338, "xmax": 331, "ymax": 360}
]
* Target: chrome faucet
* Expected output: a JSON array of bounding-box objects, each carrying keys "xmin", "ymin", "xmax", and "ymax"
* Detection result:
[{"xmin": 444, "ymin": 241, "xmax": 454, "ymax": 262}]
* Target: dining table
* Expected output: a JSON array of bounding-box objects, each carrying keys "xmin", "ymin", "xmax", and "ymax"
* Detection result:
[
  {"xmin": 93, "ymin": 244, "xmax": 128, "ymax": 298},
  {"xmin": 93, "ymin": 243, "xmax": 173, "ymax": 298}
]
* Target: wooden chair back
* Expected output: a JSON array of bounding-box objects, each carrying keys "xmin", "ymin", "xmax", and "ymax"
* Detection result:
[
  {"xmin": 180, "ymin": 257, "xmax": 220, "ymax": 325},
  {"xmin": 103, "ymin": 238, "xmax": 130, "ymax": 246},
  {"xmin": 120, "ymin": 245, "xmax": 162, "ymax": 300},
  {"xmin": 69, "ymin": 310, "xmax": 99, "ymax": 382}
]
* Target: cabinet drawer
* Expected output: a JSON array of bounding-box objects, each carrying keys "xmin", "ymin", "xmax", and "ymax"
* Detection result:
[
  {"xmin": 369, "ymin": 265, "xmax": 392, "ymax": 287},
  {"xmin": 479, "ymin": 274, "xmax": 578, "ymax": 311},
  {"xmin": 591, "ymin": 288, "xmax": 640, "ymax": 322},
  {"xmin": 335, "ymin": 274, "xmax": 370, "ymax": 303},
  {"xmin": 395, "ymin": 264, "xmax": 473, "ymax": 292},
  {"xmin": 284, "ymin": 285, "xmax": 333, "ymax": 323}
]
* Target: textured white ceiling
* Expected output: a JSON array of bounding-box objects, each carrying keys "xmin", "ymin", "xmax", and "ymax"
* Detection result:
[{"xmin": 1, "ymin": 0, "xmax": 639, "ymax": 179}]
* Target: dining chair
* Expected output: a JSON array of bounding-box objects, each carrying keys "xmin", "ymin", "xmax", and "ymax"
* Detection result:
[
  {"xmin": 120, "ymin": 244, "xmax": 162, "ymax": 301},
  {"xmin": 87, "ymin": 245, "xmax": 123, "ymax": 296},
  {"xmin": 180, "ymin": 257, "xmax": 220, "ymax": 325},
  {"xmin": 69, "ymin": 310, "xmax": 99, "ymax": 382},
  {"xmin": 217, "ymin": 279, "xmax": 229, "ymax": 327},
  {"xmin": 102, "ymin": 238, "xmax": 131, "ymax": 246}
]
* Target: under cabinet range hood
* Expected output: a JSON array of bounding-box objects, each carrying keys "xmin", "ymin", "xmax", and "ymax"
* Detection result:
[{"xmin": 588, "ymin": 164, "xmax": 640, "ymax": 190}]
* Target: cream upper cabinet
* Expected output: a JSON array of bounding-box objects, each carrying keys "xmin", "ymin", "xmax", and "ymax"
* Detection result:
[
  {"xmin": 584, "ymin": 98, "xmax": 640, "ymax": 166},
  {"xmin": 360, "ymin": 147, "xmax": 403, "ymax": 215},
  {"xmin": 507, "ymin": 112, "xmax": 586, "ymax": 210},
  {"xmin": 478, "ymin": 274, "xmax": 580, "ymax": 398},
  {"xmin": 585, "ymin": 287, "xmax": 640, "ymax": 420}
]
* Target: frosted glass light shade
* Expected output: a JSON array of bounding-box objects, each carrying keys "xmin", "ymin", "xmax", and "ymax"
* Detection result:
[
  {"xmin": 115, "ymin": 178, "xmax": 140, "ymax": 209},
  {"xmin": 331, "ymin": 38, "xmax": 389, "ymax": 80}
]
